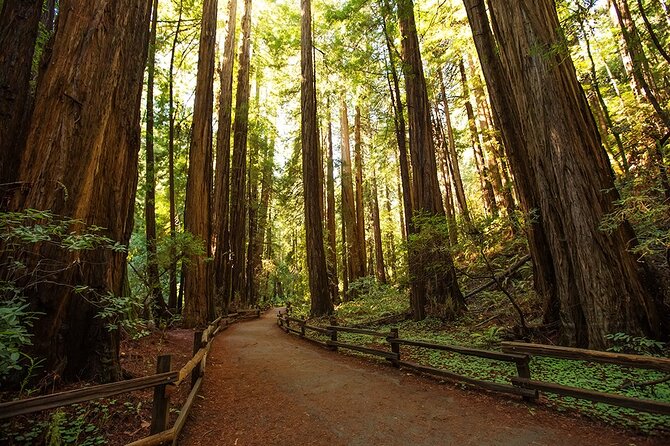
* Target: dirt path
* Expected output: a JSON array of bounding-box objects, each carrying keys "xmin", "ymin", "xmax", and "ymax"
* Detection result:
[{"xmin": 179, "ymin": 310, "xmax": 664, "ymax": 446}]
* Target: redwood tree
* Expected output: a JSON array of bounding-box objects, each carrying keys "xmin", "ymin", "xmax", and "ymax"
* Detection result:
[
  {"xmin": 463, "ymin": 0, "xmax": 666, "ymax": 348},
  {"xmin": 0, "ymin": 0, "xmax": 43, "ymax": 196},
  {"xmin": 11, "ymin": 0, "xmax": 153, "ymax": 381},
  {"xmin": 301, "ymin": 0, "xmax": 332, "ymax": 316},
  {"xmin": 229, "ymin": 0, "xmax": 253, "ymax": 305},
  {"xmin": 183, "ymin": 0, "xmax": 218, "ymax": 327},
  {"xmin": 398, "ymin": 0, "xmax": 464, "ymax": 320}
]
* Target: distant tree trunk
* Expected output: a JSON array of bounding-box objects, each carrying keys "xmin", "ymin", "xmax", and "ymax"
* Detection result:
[
  {"xmin": 581, "ymin": 19, "xmax": 629, "ymax": 175},
  {"xmin": 371, "ymin": 172, "xmax": 387, "ymax": 283},
  {"xmin": 301, "ymin": 0, "xmax": 332, "ymax": 317},
  {"xmin": 42, "ymin": 0, "xmax": 57, "ymax": 31},
  {"xmin": 251, "ymin": 146, "xmax": 273, "ymax": 306},
  {"xmin": 183, "ymin": 0, "xmax": 217, "ymax": 327},
  {"xmin": 11, "ymin": 0, "xmax": 152, "ymax": 381},
  {"xmin": 326, "ymin": 110, "xmax": 340, "ymax": 305},
  {"xmin": 459, "ymin": 59, "xmax": 497, "ymax": 217},
  {"xmin": 145, "ymin": 0, "xmax": 167, "ymax": 319},
  {"xmin": 637, "ymin": 0, "xmax": 670, "ymax": 64},
  {"xmin": 398, "ymin": 0, "xmax": 464, "ymax": 320},
  {"xmin": 167, "ymin": 0, "xmax": 182, "ymax": 310},
  {"xmin": 245, "ymin": 146, "xmax": 258, "ymax": 307},
  {"xmin": 213, "ymin": 0, "xmax": 238, "ymax": 311},
  {"xmin": 611, "ymin": 0, "xmax": 670, "ymax": 130},
  {"xmin": 340, "ymin": 99, "xmax": 364, "ymax": 284},
  {"xmin": 385, "ymin": 186, "xmax": 397, "ymax": 279},
  {"xmin": 432, "ymin": 104, "xmax": 458, "ymax": 245},
  {"xmin": 341, "ymin": 196, "xmax": 350, "ymax": 302},
  {"xmin": 229, "ymin": 0, "xmax": 252, "ymax": 306},
  {"xmin": 354, "ymin": 106, "xmax": 367, "ymax": 276},
  {"xmin": 438, "ymin": 67, "xmax": 471, "ymax": 224},
  {"xmin": 0, "ymin": 0, "xmax": 43, "ymax": 199},
  {"xmin": 463, "ymin": 0, "xmax": 666, "ymax": 348}
]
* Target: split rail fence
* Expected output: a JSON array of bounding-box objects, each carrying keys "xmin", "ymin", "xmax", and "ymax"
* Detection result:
[
  {"xmin": 277, "ymin": 310, "xmax": 670, "ymax": 416},
  {"xmin": 0, "ymin": 308, "xmax": 261, "ymax": 446}
]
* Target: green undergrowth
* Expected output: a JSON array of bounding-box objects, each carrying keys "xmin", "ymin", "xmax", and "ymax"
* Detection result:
[{"xmin": 0, "ymin": 398, "xmax": 142, "ymax": 445}]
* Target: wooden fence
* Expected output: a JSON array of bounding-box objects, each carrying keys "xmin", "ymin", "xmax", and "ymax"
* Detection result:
[
  {"xmin": 277, "ymin": 311, "xmax": 670, "ymax": 416},
  {"xmin": 0, "ymin": 309, "xmax": 261, "ymax": 446}
]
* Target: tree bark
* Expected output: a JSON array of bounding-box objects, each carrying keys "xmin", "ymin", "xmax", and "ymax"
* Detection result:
[
  {"xmin": 144, "ymin": 0, "xmax": 167, "ymax": 319},
  {"xmin": 213, "ymin": 0, "xmax": 238, "ymax": 311},
  {"xmin": 354, "ymin": 105, "xmax": 367, "ymax": 276},
  {"xmin": 167, "ymin": 0, "xmax": 182, "ymax": 310},
  {"xmin": 183, "ymin": 0, "xmax": 217, "ymax": 327},
  {"xmin": 229, "ymin": 0, "xmax": 253, "ymax": 306},
  {"xmin": 0, "ymin": 0, "xmax": 43, "ymax": 198},
  {"xmin": 438, "ymin": 67, "xmax": 471, "ymax": 224},
  {"xmin": 398, "ymin": 0, "xmax": 464, "ymax": 320},
  {"xmin": 463, "ymin": 0, "xmax": 666, "ymax": 348},
  {"xmin": 340, "ymin": 99, "xmax": 364, "ymax": 285},
  {"xmin": 371, "ymin": 172, "xmax": 387, "ymax": 283},
  {"xmin": 11, "ymin": 0, "xmax": 153, "ymax": 381},
  {"xmin": 326, "ymin": 108, "xmax": 340, "ymax": 305},
  {"xmin": 301, "ymin": 0, "xmax": 332, "ymax": 316}
]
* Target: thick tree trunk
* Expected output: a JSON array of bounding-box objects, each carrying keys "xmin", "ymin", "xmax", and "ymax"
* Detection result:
[
  {"xmin": 301, "ymin": 0, "xmax": 332, "ymax": 316},
  {"xmin": 340, "ymin": 99, "xmax": 364, "ymax": 284},
  {"xmin": 398, "ymin": 0, "xmax": 464, "ymax": 320},
  {"xmin": 144, "ymin": 0, "xmax": 167, "ymax": 319},
  {"xmin": 11, "ymin": 0, "xmax": 152, "ymax": 381},
  {"xmin": 438, "ymin": 68, "xmax": 471, "ymax": 224},
  {"xmin": 464, "ymin": 0, "xmax": 666, "ymax": 348},
  {"xmin": 326, "ymin": 112, "xmax": 340, "ymax": 305},
  {"xmin": 354, "ymin": 106, "xmax": 367, "ymax": 276},
  {"xmin": 167, "ymin": 0, "xmax": 182, "ymax": 311},
  {"xmin": 213, "ymin": 0, "xmax": 238, "ymax": 311},
  {"xmin": 183, "ymin": 0, "xmax": 217, "ymax": 327},
  {"xmin": 0, "ymin": 0, "xmax": 43, "ymax": 198},
  {"xmin": 229, "ymin": 0, "xmax": 253, "ymax": 305}
]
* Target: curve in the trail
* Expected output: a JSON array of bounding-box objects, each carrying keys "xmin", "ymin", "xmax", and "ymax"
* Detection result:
[{"xmin": 178, "ymin": 310, "xmax": 661, "ymax": 446}]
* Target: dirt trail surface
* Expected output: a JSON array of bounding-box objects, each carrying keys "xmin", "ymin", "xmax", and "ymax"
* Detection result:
[{"xmin": 179, "ymin": 310, "xmax": 664, "ymax": 446}]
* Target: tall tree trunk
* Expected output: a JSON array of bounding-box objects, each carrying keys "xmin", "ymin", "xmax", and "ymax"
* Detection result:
[
  {"xmin": 229, "ymin": 0, "xmax": 252, "ymax": 305},
  {"xmin": 214, "ymin": 0, "xmax": 238, "ymax": 311},
  {"xmin": 301, "ymin": 0, "xmax": 332, "ymax": 316},
  {"xmin": 11, "ymin": 0, "xmax": 153, "ymax": 381},
  {"xmin": 183, "ymin": 0, "xmax": 217, "ymax": 327},
  {"xmin": 144, "ymin": 0, "xmax": 167, "ymax": 319},
  {"xmin": 438, "ymin": 67, "xmax": 471, "ymax": 223},
  {"xmin": 398, "ymin": 0, "xmax": 464, "ymax": 320},
  {"xmin": 459, "ymin": 59, "xmax": 497, "ymax": 217},
  {"xmin": 354, "ymin": 105, "xmax": 367, "ymax": 276},
  {"xmin": 637, "ymin": 0, "xmax": 670, "ymax": 64},
  {"xmin": 251, "ymin": 144, "xmax": 273, "ymax": 306},
  {"xmin": 382, "ymin": 12, "xmax": 413, "ymax": 241},
  {"xmin": 0, "ymin": 0, "xmax": 43, "ymax": 198},
  {"xmin": 167, "ymin": 0, "xmax": 182, "ymax": 310},
  {"xmin": 611, "ymin": 0, "xmax": 670, "ymax": 130},
  {"xmin": 464, "ymin": 0, "xmax": 666, "ymax": 348},
  {"xmin": 340, "ymin": 99, "xmax": 364, "ymax": 283},
  {"xmin": 433, "ymin": 104, "xmax": 458, "ymax": 245},
  {"xmin": 371, "ymin": 171, "xmax": 387, "ymax": 283},
  {"xmin": 340, "ymin": 194, "xmax": 350, "ymax": 302},
  {"xmin": 326, "ymin": 108, "xmax": 340, "ymax": 305}
]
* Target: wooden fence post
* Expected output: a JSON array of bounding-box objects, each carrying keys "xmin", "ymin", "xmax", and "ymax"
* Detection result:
[
  {"xmin": 515, "ymin": 356, "xmax": 537, "ymax": 401},
  {"xmin": 329, "ymin": 317, "xmax": 338, "ymax": 351},
  {"xmin": 150, "ymin": 355, "xmax": 171, "ymax": 434},
  {"xmin": 300, "ymin": 319, "xmax": 306, "ymax": 337},
  {"xmin": 389, "ymin": 328, "xmax": 400, "ymax": 368},
  {"xmin": 192, "ymin": 331, "xmax": 204, "ymax": 388}
]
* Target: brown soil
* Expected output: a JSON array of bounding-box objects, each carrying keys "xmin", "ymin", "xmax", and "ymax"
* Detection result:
[{"xmin": 178, "ymin": 310, "xmax": 667, "ymax": 446}]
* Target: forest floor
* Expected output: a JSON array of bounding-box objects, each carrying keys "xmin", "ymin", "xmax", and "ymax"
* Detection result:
[{"xmin": 176, "ymin": 309, "xmax": 667, "ymax": 446}]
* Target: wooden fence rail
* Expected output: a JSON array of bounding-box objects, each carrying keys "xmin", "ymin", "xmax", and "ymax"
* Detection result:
[
  {"xmin": 0, "ymin": 309, "xmax": 262, "ymax": 445},
  {"xmin": 276, "ymin": 311, "xmax": 670, "ymax": 416}
]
